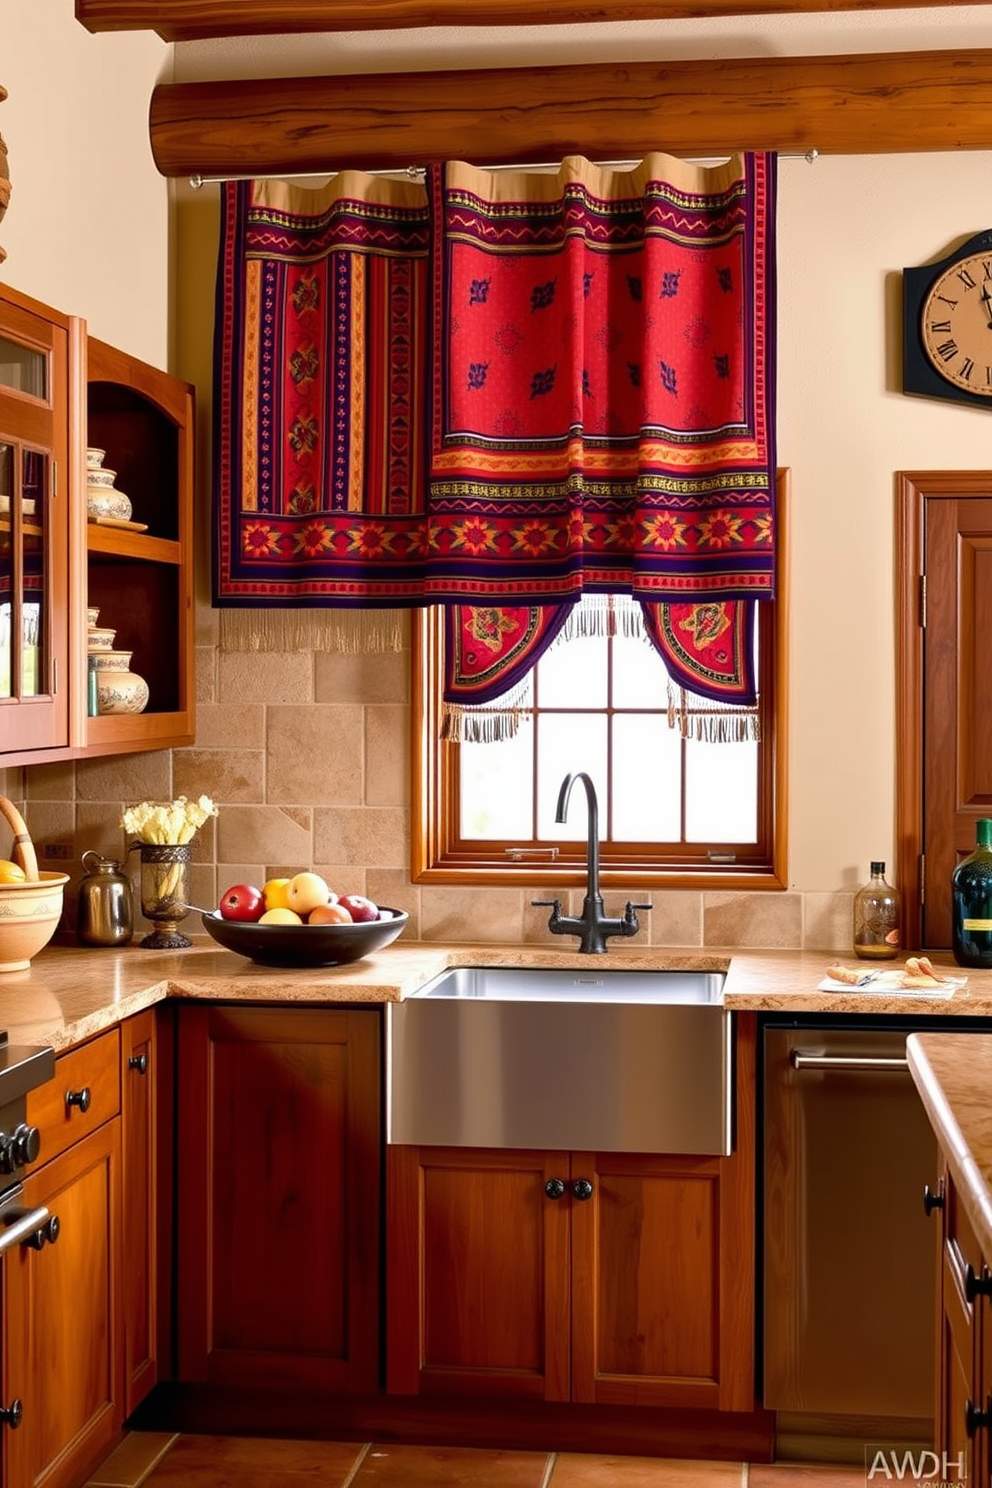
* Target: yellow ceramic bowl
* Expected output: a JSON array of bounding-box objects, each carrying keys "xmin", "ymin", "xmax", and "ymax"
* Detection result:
[{"xmin": 0, "ymin": 873, "xmax": 70, "ymax": 973}]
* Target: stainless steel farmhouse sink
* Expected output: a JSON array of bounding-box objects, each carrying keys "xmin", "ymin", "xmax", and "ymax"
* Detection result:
[
  {"xmin": 408, "ymin": 965, "xmax": 725, "ymax": 1004},
  {"xmin": 386, "ymin": 966, "xmax": 732, "ymax": 1156}
]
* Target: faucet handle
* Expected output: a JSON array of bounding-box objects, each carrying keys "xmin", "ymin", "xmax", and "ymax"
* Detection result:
[
  {"xmin": 532, "ymin": 899, "xmax": 560, "ymax": 908},
  {"xmin": 627, "ymin": 902, "xmax": 653, "ymax": 912}
]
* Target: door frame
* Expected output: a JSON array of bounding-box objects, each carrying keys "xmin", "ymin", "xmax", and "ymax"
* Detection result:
[{"xmin": 895, "ymin": 470, "xmax": 992, "ymax": 951}]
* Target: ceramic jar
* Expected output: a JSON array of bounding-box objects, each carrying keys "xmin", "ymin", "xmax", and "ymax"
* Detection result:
[
  {"xmin": 91, "ymin": 649, "xmax": 149, "ymax": 715},
  {"xmin": 86, "ymin": 446, "xmax": 132, "ymax": 523}
]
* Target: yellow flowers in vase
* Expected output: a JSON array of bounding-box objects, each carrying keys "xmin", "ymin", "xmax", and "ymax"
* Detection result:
[{"xmin": 121, "ymin": 796, "xmax": 218, "ymax": 950}]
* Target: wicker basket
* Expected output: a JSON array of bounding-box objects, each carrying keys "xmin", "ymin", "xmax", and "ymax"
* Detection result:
[{"xmin": 0, "ymin": 797, "xmax": 69, "ymax": 973}]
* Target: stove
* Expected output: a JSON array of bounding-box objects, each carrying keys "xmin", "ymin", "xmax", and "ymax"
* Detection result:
[{"xmin": 0, "ymin": 1034, "xmax": 57, "ymax": 1260}]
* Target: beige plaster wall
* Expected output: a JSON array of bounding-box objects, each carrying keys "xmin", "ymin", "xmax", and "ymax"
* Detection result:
[
  {"xmin": 6, "ymin": 7, "xmax": 992, "ymax": 954},
  {"xmin": 0, "ymin": 0, "xmax": 170, "ymax": 363}
]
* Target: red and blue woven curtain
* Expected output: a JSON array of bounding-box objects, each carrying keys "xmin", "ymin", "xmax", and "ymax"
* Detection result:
[{"xmin": 212, "ymin": 157, "xmax": 776, "ymax": 689}]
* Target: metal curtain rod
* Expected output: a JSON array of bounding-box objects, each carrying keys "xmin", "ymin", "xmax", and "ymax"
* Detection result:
[{"xmin": 189, "ymin": 148, "xmax": 818, "ymax": 189}]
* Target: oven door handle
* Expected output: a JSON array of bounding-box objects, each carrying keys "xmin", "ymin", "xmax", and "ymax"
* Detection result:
[
  {"xmin": 790, "ymin": 1051, "xmax": 909, "ymax": 1073},
  {"xmin": 0, "ymin": 1205, "xmax": 51, "ymax": 1257}
]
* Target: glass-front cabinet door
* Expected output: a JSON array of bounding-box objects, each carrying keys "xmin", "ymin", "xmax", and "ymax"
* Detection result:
[{"xmin": 0, "ymin": 289, "xmax": 74, "ymax": 759}]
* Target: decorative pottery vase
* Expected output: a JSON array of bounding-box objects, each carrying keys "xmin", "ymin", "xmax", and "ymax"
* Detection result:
[
  {"xmin": 136, "ymin": 842, "xmax": 191, "ymax": 949},
  {"xmin": 93, "ymin": 649, "xmax": 149, "ymax": 715}
]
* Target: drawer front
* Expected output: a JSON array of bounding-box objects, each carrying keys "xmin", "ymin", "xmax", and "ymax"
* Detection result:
[{"xmin": 28, "ymin": 1028, "xmax": 121, "ymax": 1169}]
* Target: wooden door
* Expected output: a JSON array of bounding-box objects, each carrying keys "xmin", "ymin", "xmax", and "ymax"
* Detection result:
[
  {"xmin": 0, "ymin": 287, "xmax": 76, "ymax": 760},
  {"xmin": 897, "ymin": 472, "xmax": 992, "ymax": 949},
  {"xmin": 570, "ymin": 1014, "xmax": 755, "ymax": 1413},
  {"xmin": 121, "ymin": 1005, "xmax": 172, "ymax": 1415},
  {"xmin": 386, "ymin": 1145, "xmax": 571, "ymax": 1400},
  {"xmin": 570, "ymin": 1152, "xmax": 723, "ymax": 1410},
  {"xmin": 176, "ymin": 1005, "xmax": 380, "ymax": 1393},
  {"xmin": 3, "ymin": 1120, "xmax": 123, "ymax": 1488}
]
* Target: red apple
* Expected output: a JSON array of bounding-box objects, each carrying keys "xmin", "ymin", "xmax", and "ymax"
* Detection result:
[
  {"xmin": 337, "ymin": 893, "xmax": 380, "ymax": 923},
  {"xmin": 219, "ymin": 883, "xmax": 264, "ymax": 922}
]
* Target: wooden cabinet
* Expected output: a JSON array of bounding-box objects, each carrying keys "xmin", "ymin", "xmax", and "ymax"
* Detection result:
[
  {"xmin": 387, "ymin": 1020, "xmax": 755, "ymax": 1412},
  {"xmin": 176, "ymin": 1005, "xmax": 381, "ymax": 1394},
  {"xmin": 387, "ymin": 1145, "xmax": 753, "ymax": 1410},
  {"xmin": 2, "ymin": 1029, "xmax": 123, "ymax": 1488},
  {"xmin": 932, "ymin": 1157, "xmax": 992, "ymax": 1486},
  {"xmin": 0, "ymin": 279, "xmax": 195, "ymax": 765},
  {"xmin": 121, "ymin": 1006, "xmax": 171, "ymax": 1416},
  {"xmin": 0, "ymin": 282, "xmax": 84, "ymax": 765},
  {"xmin": 84, "ymin": 337, "xmax": 195, "ymax": 756}
]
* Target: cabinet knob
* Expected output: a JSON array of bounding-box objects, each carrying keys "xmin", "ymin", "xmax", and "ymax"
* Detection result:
[
  {"xmin": 128, "ymin": 1053, "xmax": 148, "ymax": 1075},
  {"xmin": 0, "ymin": 1399, "xmax": 23, "ymax": 1429},
  {"xmin": 0, "ymin": 1123, "xmax": 41, "ymax": 1176},
  {"xmin": 24, "ymin": 1215, "xmax": 59, "ymax": 1251},
  {"xmin": 965, "ymin": 1264, "xmax": 992, "ymax": 1303},
  {"xmin": 966, "ymin": 1397, "xmax": 992, "ymax": 1437},
  {"xmin": 572, "ymin": 1178, "xmax": 594, "ymax": 1201},
  {"xmin": 923, "ymin": 1182, "xmax": 945, "ymax": 1216},
  {"xmin": 544, "ymin": 1178, "xmax": 566, "ymax": 1200},
  {"xmin": 65, "ymin": 1087, "xmax": 91, "ymax": 1114}
]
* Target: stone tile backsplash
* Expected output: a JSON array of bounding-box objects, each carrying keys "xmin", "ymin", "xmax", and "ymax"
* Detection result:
[{"xmin": 1, "ymin": 634, "xmax": 855, "ymax": 952}]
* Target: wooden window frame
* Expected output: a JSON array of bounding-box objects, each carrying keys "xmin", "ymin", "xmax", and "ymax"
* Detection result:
[{"xmin": 411, "ymin": 476, "xmax": 789, "ymax": 891}]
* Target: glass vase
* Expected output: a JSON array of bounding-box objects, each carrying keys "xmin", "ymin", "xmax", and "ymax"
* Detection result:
[{"xmin": 137, "ymin": 843, "xmax": 191, "ymax": 949}]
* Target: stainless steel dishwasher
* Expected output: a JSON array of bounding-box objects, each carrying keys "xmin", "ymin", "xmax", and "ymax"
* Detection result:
[{"xmin": 763, "ymin": 1020, "xmax": 939, "ymax": 1421}]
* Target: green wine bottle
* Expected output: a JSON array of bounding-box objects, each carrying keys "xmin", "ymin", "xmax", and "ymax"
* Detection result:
[{"xmin": 951, "ymin": 818, "xmax": 992, "ymax": 968}]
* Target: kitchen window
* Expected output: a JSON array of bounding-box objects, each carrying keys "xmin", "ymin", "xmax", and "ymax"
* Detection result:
[{"xmin": 411, "ymin": 563, "xmax": 787, "ymax": 892}]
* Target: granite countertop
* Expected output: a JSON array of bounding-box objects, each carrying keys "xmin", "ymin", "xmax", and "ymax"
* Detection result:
[
  {"xmin": 907, "ymin": 1031, "xmax": 992, "ymax": 1260},
  {"xmin": 2, "ymin": 938, "xmax": 992, "ymax": 1055}
]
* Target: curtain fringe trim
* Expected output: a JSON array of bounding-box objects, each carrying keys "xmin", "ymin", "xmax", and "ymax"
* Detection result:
[
  {"xmin": 441, "ymin": 677, "xmax": 533, "ymax": 743},
  {"xmin": 219, "ymin": 608, "xmax": 406, "ymax": 654},
  {"xmin": 557, "ymin": 593, "xmax": 643, "ymax": 643},
  {"xmin": 666, "ymin": 680, "xmax": 761, "ymax": 742}
]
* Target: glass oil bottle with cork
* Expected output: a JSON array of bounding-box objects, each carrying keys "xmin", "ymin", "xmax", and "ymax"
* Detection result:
[{"xmin": 853, "ymin": 861, "xmax": 901, "ymax": 960}]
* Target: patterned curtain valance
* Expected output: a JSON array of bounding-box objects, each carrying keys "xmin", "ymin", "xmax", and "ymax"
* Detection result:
[{"xmin": 213, "ymin": 152, "xmax": 776, "ymax": 651}]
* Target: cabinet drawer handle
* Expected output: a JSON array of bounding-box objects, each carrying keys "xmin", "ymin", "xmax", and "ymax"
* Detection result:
[
  {"xmin": 966, "ymin": 1397, "xmax": 992, "ymax": 1436},
  {"xmin": 0, "ymin": 1399, "xmax": 23, "ymax": 1429},
  {"xmin": 965, "ymin": 1263, "xmax": 992, "ymax": 1302},
  {"xmin": 923, "ymin": 1182, "xmax": 945, "ymax": 1216},
  {"xmin": 65, "ymin": 1087, "xmax": 91, "ymax": 1114},
  {"xmin": 128, "ymin": 1053, "xmax": 148, "ymax": 1075},
  {"xmin": 24, "ymin": 1215, "xmax": 59, "ymax": 1251},
  {"xmin": 544, "ymin": 1178, "xmax": 566, "ymax": 1200},
  {"xmin": 572, "ymin": 1178, "xmax": 594, "ymax": 1201}
]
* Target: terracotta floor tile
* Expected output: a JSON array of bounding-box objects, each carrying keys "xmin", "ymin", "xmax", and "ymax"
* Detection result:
[
  {"xmin": 87, "ymin": 1433, "xmax": 179, "ymax": 1487},
  {"xmin": 550, "ymin": 1456, "xmax": 744, "ymax": 1487},
  {"xmin": 749, "ymin": 1468, "xmax": 867, "ymax": 1487},
  {"xmin": 352, "ymin": 1443, "xmax": 552, "ymax": 1487},
  {"xmin": 142, "ymin": 1434, "xmax": 367, "ymax": 1487}
]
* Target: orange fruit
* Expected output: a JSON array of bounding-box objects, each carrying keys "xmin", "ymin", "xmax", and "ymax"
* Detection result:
[
  {"xmin": 0, "ymin": 859, "xmax": 27, "ymax": 884},
  {"xmin": 262, "ymin": 877, "xmax": 292, "ymax": 911}
]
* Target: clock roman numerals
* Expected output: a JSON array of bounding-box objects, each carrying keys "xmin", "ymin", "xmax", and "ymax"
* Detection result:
[{"xmin": 911, "ymin": 238, "xmax": 992, "ymax": 401}]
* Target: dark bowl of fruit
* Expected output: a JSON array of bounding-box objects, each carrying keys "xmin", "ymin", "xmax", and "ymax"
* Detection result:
[{"xmin": 201, "ymin": 873, "xmax": 408, "ymax": 967}]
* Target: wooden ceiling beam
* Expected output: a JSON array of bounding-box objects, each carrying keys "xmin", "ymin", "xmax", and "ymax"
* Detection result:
[
  {"xmin": 149, "ymin": 49, "xmax": 992, "ymax": 178},
  {"xmin": 77, "ymin": 0, "xmax": 992, "ymax": 43}
]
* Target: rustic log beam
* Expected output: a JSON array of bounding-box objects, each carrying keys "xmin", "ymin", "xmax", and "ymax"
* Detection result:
[
  {"xmin": 149, "ymin": 49, "xmax": 992, "ymax": 178},
  {"xmin": 77, "ymin": 0, "xmax": 992, "ymax": 43}
]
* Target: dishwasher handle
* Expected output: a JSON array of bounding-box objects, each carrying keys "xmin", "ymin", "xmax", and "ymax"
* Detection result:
[{"xmin": 790, "ymin": 1050, "xmax": 909, "ymax": 1073}]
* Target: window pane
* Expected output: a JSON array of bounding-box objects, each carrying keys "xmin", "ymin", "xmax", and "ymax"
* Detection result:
[
  {"xmin": 538, "ymin": 629, "xmax": 607, "ymax": 708},
  {"xmin": 613, "ymin": 630, "xmax": 668, "ymax": 711},
  {"xmin": 537, "ymin": 714, "xmax": 608, "ymax": 839},
  {"xmin": 685, "ymin": 737, "xmax": 758, "ymax": 843},
  {"xmin": 612, "ymin": 713, "xmax": 682, "ymax": 841},
  {"xmin": 459, "ymin": 721, "xmax": 535, "ymax": 840},
  {"xmin": 0, "ymin": 335, "xmax": 47, "ymax": 399}
]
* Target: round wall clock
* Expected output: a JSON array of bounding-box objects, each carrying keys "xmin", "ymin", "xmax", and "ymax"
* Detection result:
[{"xmin": 903, "ymin": 229, "xmax": 992, "ymax": 407}]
